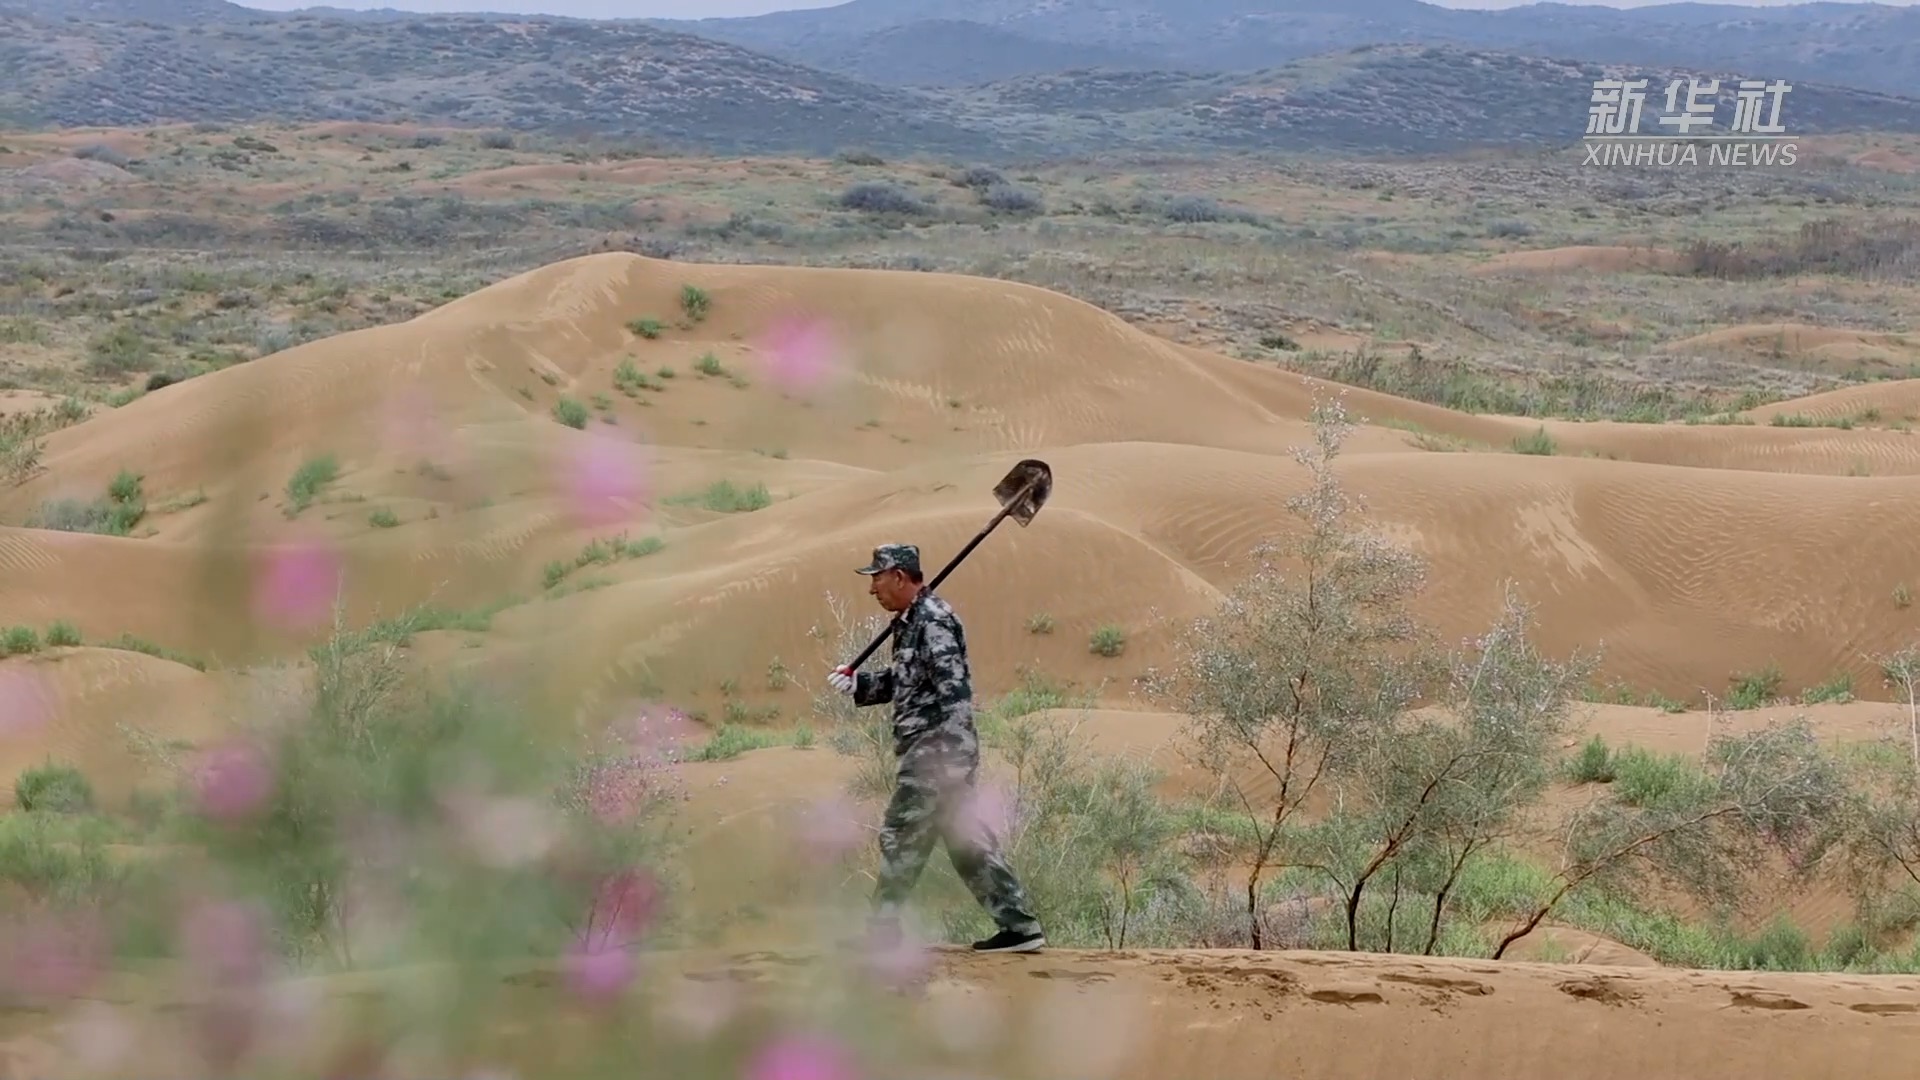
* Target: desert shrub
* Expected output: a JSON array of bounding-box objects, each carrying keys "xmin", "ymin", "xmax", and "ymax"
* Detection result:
[
  {"xmin": 1511, "ymin": 426, "xmax": 1556, "ymax": 454},
  {"xmin": 2, "ymin": 625, "xmax": 37, "ymax": 655},
  {"xmin": 0, "ymin": 809, "xmax": 123, "ymax": 905},
  {"xmin": 679, "ymin": 284, "xmax": 710, "ymax": 322},
  {"xmin": 979, "ymin": 183, "xmax": 1043, "ymax": 214},
  {"xmin": 1564, "ymin": 734, "xmax": 1616, "ymax": 783},
  {"xmin": 552, "ymin": 396, "xmax": 589, "ymax": 429},
  {"xmin": 1138, "ymin": 194, "xmax": 1262, "ymax": 226},
  {"xmin": 15, "ymin": 762, "xmax": 94, "ymax": 813},
  {"xmin": 285, "ymin": 453, "xmax": 338, "ymax": 514},
  {"xmin": 152, "ymin": 603, "xmax": 688, "ymax": 974},
  {"xmin": 27, "ymin": 468, "xmax": 145, "ymax": 536},
  {"xmin": 45, "ymin": 619, "xmax": 82, "ymax": 647},
  {"xmin": 838, "ymin": 182, "xmax": 929, "ymax": 216},
  {"xmin": 950, "ymin": 166, "xmax": 1004, "ymax": 189},
  {"xmin": 667, "ymin": 479, "xmax": 771, "ymax": 513},
  {"xmin": 1087, "ymin": 624, "xmax": 1125, "ymax": 657}
]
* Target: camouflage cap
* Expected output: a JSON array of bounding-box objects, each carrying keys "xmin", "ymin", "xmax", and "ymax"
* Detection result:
[{"xmin": 855, "ymin": 543, "xmax": 920, "ymax": 578}]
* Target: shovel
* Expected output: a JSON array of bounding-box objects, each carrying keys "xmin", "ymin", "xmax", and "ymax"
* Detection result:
[{"xmin": 840, "ymin": 458, "xmax": 1052, "ymax": 673}]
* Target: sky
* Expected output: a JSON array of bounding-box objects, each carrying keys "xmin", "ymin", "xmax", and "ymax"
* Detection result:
[{"xmin": 230, "ymin": 0, "xmax": 1920, "ymax": 18}]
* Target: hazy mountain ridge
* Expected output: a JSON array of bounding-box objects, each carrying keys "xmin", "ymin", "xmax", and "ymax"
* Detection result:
[
  {"xmin": 659, "ymin": 0, "xmax": 1920, "ymax": 97},
  {"xmin": 2, "ymin": 1, "xmax": 1917, "ymax": 157}
]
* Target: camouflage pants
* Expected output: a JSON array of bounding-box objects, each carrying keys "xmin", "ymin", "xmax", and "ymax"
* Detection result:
[{"xmin": 873, "ymin": 735, "xmax": 1042, "ymax": 936}]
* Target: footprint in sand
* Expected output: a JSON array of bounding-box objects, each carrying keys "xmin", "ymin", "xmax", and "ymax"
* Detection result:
[
  {"xmin": 1849, "ymin": 1002, "xmax": 1920, "ymax": 1016},
  {"xmin": 1727, "ymin": 990, "xmax": 1810, "ymax": 1011},
  {"xmin": 1306, "ymin": 987, "xmax": 1386, "ymax": 1005}
]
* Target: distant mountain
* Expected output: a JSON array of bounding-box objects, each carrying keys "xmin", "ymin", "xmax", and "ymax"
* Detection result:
[
  {"xmin": 0, "ymin": 9, "xmax": 1009, "ymax": 157},
  {"xmin": 656, "ymin": 0, "xmax": 1920, "ymax": 97},
  {"xmin": 1, "ymin": 4, "xmax": 1916, "ymax": 156}
]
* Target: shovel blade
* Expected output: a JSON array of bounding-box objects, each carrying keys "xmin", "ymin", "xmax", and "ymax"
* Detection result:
[{"xmin": 992, "ymin": 459, "xmax": 1051, "ymax": 527}]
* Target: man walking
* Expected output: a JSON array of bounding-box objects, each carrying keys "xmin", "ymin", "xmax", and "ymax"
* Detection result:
[{"xmin": 827, "ymin": 543, "xmax": 1047, "ymax": 954}]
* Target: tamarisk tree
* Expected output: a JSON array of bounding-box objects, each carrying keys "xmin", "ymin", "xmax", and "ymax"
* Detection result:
[{"xmin": 1145, "ymin": 392, "xmax": 1430, "ymax": 949}]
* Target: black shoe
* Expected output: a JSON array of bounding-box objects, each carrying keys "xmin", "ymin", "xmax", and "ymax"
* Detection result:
[{"xmin": 971, "ymin": 928, "xmax": 1045, "ymax": 953}]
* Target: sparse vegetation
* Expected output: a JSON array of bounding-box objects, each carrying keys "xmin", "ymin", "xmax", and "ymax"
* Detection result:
[
  {"xmin": 541, "ymin": 532, "xmax": 664, "ymax": 590},
  {"xmin": 665, "ymin": 479, "xmax": 772, "ymax": 513},
  {"xmin": 552, "ymin": 396, "xmax": 589, "ymax": 429},
  {"xmin": 285, "ymin": 453, "xmax": 339, "ymax": 515},
  {"xmin": 679, "ymin": 285, "xmax": 710, "ymax": 323},
  {"xmin": 1088, "ymin": 624, "xmax": 1126, "ymax": 657}
]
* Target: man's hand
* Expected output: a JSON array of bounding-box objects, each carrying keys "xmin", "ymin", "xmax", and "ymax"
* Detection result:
[{"xmin": 827, "ymin": 666, "xmax": 855, "ymax": 694}]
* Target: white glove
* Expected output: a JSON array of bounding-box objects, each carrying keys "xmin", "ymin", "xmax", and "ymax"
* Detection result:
[{"xmin": 827, "ymin": 667, "xmax": 854, "ymax": 694}]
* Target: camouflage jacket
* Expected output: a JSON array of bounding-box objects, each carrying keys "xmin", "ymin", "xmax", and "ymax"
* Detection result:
[{"xmin": 853, "ymin": 589, "xmax": 976, "ymax": 753}]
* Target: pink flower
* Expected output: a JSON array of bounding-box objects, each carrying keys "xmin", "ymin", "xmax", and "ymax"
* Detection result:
[
  {"xmin": 755, "ymin": 314, "xmax": 845, "ymax": 397},
  {"xmin": 179, "ymin": 898, "xmax": 271, "ymax": 989},
  {"xmin": 744, "ymin": 1032, "xmax": 861, "ymax": 1080},
  {"xmin": 193, "ymin": 739, "xmax": 275, "ymax": 822},
  {"xmin": 582, "ymin": 868, "xmax": 660, "ymax": 949},
  {"xmin": 563, "ymin": 432, "xmax": 650, "ymax": 528},
  {"xmin": 253, "ymin": 539, "xmax": 343, "ymax": 630},
  {"xmin": 0, "ymin": 666, "xmax": 52, "ymax": 739},
  {"xmin": 563, "ymin": 935, "xmax": 635, "ymax": 1002}
]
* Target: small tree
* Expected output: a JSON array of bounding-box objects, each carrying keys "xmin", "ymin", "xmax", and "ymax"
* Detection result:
[
  {"xmin": 1310, "ymin": 583, "xmax": 1595, "ymax": 953},
  {"xmin": 1144, "ymin": 391, "xmax": 1430, "ymax": 948},
  {"xmin": 1490, "ymin": 715, "xmax": 1849, "ymax": 958},
  {"xmin": 1821, "ymin": 642, "xmax": 1920, "ymax": 942}
]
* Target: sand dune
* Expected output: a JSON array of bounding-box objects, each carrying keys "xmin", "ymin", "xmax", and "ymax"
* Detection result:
[
  {"xmin": 1744, "ymin": 377, "xmax": 1920, "ymax": 425},
  {"xmin": 12, "ymin": 249, "xmax": 1920, "ymax": 1075},
  {"xmin": 1664, "ymin": 322, "xmax": 1920, "ymax": 373},
  {"xmin": 7, "ymin": 252, "xmax": 1920, "ymax": 711}
]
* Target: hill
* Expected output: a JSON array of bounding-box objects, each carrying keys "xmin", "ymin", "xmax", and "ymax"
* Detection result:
[
  {"xmin": 665, "ymin": 0, "xmax": 1920, "ymax": 97},
  {"xmin": 0, "ymin": 7, "xmax": 1006, "ymax": 157},
  {"xmin": 3, "ymin": 0, "xmax": 1920, "ymax": 156}
]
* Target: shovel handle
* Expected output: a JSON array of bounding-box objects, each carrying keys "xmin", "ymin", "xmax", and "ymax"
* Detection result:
[{"xmin": 839, "ymin": 474, "xmax": 1040, "ymax": 673}]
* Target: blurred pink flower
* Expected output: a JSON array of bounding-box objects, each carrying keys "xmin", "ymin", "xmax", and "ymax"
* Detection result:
[
  {"xmin": 756, "ymin": 314, "xmax": 844, "ymax": 397},
  {"xmin": 563, "ymin": 934, "xmax": 635, "ymax": 1002},
  {"xmin": 0, "ymin": 666, "xmax": 52, "ymax": 739},
  {"xmin": 582, "ymin": 867, "xmax": 660, "ymax": 949},
  {"xmin": 745, "ymin": 1032, "xmax": 861, "ymax": 1080},
  {"xmin": 193, "ymin": 738, "xmax": 275, "ymax": 822},
  {"xmin": 563, "ymin": 432, "xmax": 651, "ymax": 528},
  {"xmin": 179, "ymin": 898, "xmax": 272, "ymax": 989},
  {"xmin": 0, "ymin": 909, "xmax": 108, "ymax": 998},
  {"xmin": 254, "ymin": 539, "xmax": 343, "ymax": 630}
]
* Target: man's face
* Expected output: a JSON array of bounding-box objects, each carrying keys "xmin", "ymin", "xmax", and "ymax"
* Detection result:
[{"xmin": 869, "ymin": 568, "xmax": 916, "ymax": 612}]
